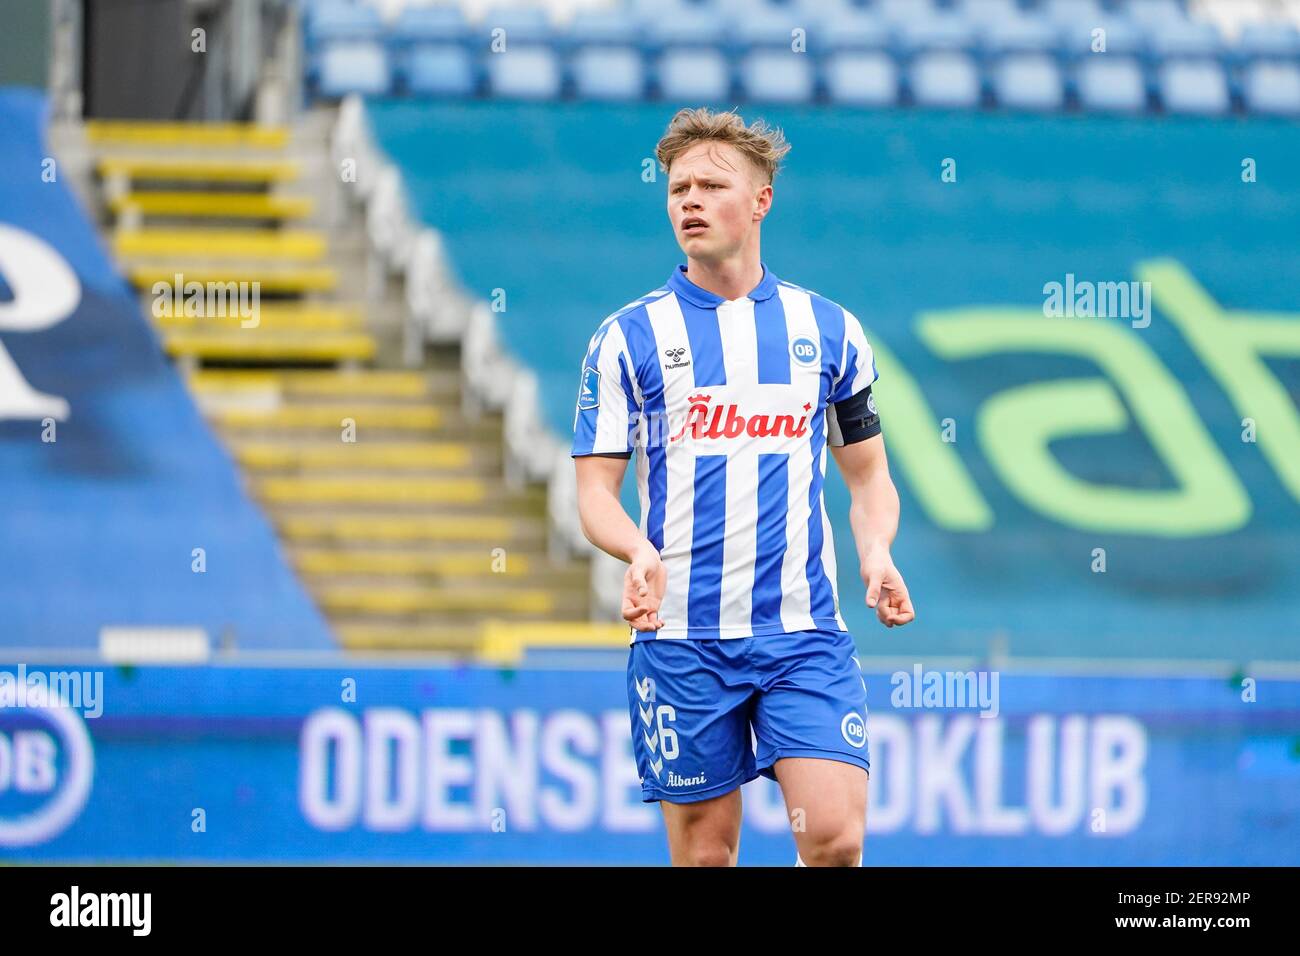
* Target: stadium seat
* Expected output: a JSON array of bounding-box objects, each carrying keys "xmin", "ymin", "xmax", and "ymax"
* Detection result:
[
  {"xmin": 955, "ymin": 0, "xmax": 1022, "ymax": 21},
  {"xmin": 1234, "ymin": 23, "xmax": 1300, "ymax": 61},
  {"xmin": 992, "ymin": 53, "xmax": 1066, "ymax": 111},
  {"xmin": 646, "ymin": 7, "xmax": 728, "ymax": 51},
  {"xmin": 389, "ymin": 4, "xmax": 470, "ymax": 45},
  {"xmin": 733, "ymin": 8, "xmax": 809, "ymax": 53},
  {"xmin": 317, "ymin": 41, "xmax": 392, "ymax": 98},
  {"xmin": 1041, "ymin": 0, "xmax": 1104, "ymax": 26},
  {"xmin": 479, "ymin": 5, "xmax": 553, "ymax": 47},
  {"xmin": 1059, "ymin": 16, "xmax": 1147, "ymax": 57},
  {"xmin": 1157, "ymin": 59, "xmax": 1231, "ymax": 115},
  {"xmin": 876, "ymin": 0, "xmax": 940, "ymax": 24},
  {"xmin": 738, "ymin": 49, "xmax": 816, "ymax": 103},
  {"xmin": 304, "ymin": 0, "xmax": 384, "ymax": 48},
  {"xmin": 1075, "ymin": 55, "xmax": 1147, "ymax": 112},
  {"xmin": 1148, "ymin": 20, "xmax": 1223, "ymax": 61},
  {"xmin": 657, "ymin": 48, "xmax": 732, "ymax": 101},
  {"xmin": 403, "ymin": 44, "xmax": 477, "ymax": 96},
  {"xmin": 572, "ymin": 47, "xmax": 645, "ymax": 101},
  {"xmin": 980, "ymin": 15, "xmax": 1061, "ymax": 57},
  {"xmin": 1241, "ymin": 60, "xmax": 1300, "ymax": 116},
  {"xmin": 1124, "ymin": 0, "xmax": 1189, "ymax": 30},
  {"xmin": 485, "ymin": 46, "xmax": 563, "ymax": 100},
  {"xmin": 909, "ymin": 50, "xmax": 982, "ymax": 108},
  {"xmin": 897, "ymin": 15, "xmax": 979, "ymax": 56},
  {"xmin": 824, "ymin": 50, "xmax": 899, "ymax": 106},
  {"xmin": 817, "ymin": 11, "xmax": 891, "ymax": 53},
  {"xmin": 566, "ymin": 8, "xmax": 640, "ymax": 47}
]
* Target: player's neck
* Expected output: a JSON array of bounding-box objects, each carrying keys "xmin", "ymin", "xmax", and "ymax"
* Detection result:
[{"xmin": 684, "ymin": 253, "xmax": 764, "ymax": 303}]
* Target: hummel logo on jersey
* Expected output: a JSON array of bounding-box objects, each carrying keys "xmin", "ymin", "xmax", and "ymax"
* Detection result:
[
  {"xmin": 669, "ymin": 392, "xmax": 812, "ymax": 443},
  {"xmin": 667, "ymin": 771, "xmax": 707, "ymax": 788},
  {"xmin": 664, "ymin": 346, "xmax": 690, "ymax": 370}
]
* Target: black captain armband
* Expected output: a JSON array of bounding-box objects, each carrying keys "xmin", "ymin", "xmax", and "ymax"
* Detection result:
[{"xmin": 830, "ymin": 385, "xmax": 882, "ymax": 445}]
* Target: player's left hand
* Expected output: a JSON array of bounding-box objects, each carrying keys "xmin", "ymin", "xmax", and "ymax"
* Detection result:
[{"xmin": 861, "ymin": 549, "xmax": 915, "ymax": 628}]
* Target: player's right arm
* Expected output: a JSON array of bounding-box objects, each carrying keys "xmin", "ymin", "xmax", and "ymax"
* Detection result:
[
  {"xmin": 571, "ymin": 318, "xmax": 664, "ymax": 631},
  {"xmin": 574, "ymin": 456, "xmax": 665, "ymax": 631}
]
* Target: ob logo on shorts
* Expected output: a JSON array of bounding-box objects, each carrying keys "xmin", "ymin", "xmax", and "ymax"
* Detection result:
[{"xmin": 840, "ymin": 711, "xmax": 866, "ymax": 748}]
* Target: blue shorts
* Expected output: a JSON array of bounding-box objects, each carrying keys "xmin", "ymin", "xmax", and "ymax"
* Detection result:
[{"xmin": 626, "ymin": 628, "xmax": 870, "ymax": 804}]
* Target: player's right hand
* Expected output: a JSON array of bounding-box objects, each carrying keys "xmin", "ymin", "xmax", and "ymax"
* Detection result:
[{"xmin": 623, "ymin": 542, "xmax": 666, "ymax": 632}]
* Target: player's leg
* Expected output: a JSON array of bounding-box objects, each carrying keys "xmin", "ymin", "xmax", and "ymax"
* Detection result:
[
  {"xmin": 773, "ymin": 757, "xmax": 866, "ymax": 866},
  {"xmin": 660, "ymin": 788, "xmax": 744, "ymax": 866},
  {"xmin": 626, "ymin": 637, "xmax": 758, "ymax": 866},
  {"xmin": 750, "ymin": 629, "xmax": 871, "ymax": 866}
]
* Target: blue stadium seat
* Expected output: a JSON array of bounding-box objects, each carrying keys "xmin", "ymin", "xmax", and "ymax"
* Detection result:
[
  {"xmin": 818, "ymin": 12, "xmax": 891, "ymax": 53},
  {"xmin": 1124, "ymin": 0, "xmax": 1189, "ymax": 30},
  {"xmin": 646, "ymin": 7, "xmax": 729, "ymax": 51},
  {"xmin": 733, "ymin": 8, "xmax": 808, "ymax": 52},
  {"xmin": 992, "ymin": 53, "xmax": 1066, "ymax": 111},
  {"xmin": 1157, "ymin": 59, "xmax": 1230, "ymax": 115},
  {"xmin": 566, "ymin": 8, "xmax": 640, "ymax": 48},
  {"xmin": 389, "ymin": 5, "xmax": 469, "ymax": 46},
  {"xmin": 823, "ymin": 50, "xmax": 899, "ymax": 106},
  {"xmin": 909, "ymin": 51, "xmax": 982, "ymax": 108},
  {"xmin": 981, "ymin": 15, "xmax": 1061, "ymax": 57},
  {"xmin": 1148, "ymin": 20, "xmax": 1223, "ymax": 61},
  {"xmin": 572, "ymin": 47, "xmax": 646, "ymax": 101},
  {"xmin": 479, "ymin": 6, "xmax": 553, "ymax": 48},
  {"xmin": 954, "ymin": 0, "xmax": 1023, "ymax": 22},
  {"xmin": 403, "ymin": 44, "xmax": 476, "ymax": 97},
  {"xmin": 1234, "ymin": 23, "xmax": 1300, "ymax": 61},
  {"xmin": 1041, "ymin": 0, "xmax": 1104, "ymax": 26},
  {"xmin": 876, "ymin": 0, "xmax": 940, "ymax": 24},
  {"xmin": 1241, "ymin": 60, "xmax": 1300, "ymax": 116},
  {"xmin": 317, "ymin": 40, "xmax": 391, "ymax": 98},
  {"xmin": 1059, "ymin": 16, "xmax": 1147, "ymax": 57},
  {"xmin": 305, "ymin": 1, "xmax": 384, "ymax": 48},
  {"xmin": 485, "ymin": 46, "xmax": 562, "ymax": 100},
  {"xmin": 1075, "ymin": 55, "xmax": 1146, "ymax": 112},
  {"xmin": 739, "ymin": 49, "xmax": 816, "ymax": 103},
  {"xmin": 897, "ymin": 15, "xmax": 979, "ymax": 56},
  {"xmin": 657, "ymin": 48, "xmax": 731, "ymax": 101}
]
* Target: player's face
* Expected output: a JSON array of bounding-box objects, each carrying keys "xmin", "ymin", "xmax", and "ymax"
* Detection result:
[{"xmin": 667, "ymin": 141, "xmax": 768, "ymax": 262}]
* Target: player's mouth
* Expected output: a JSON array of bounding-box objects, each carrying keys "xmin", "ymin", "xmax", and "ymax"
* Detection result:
[{"xmin": 681, "ymin": 217, "xmax": 708, "ymax": 235}]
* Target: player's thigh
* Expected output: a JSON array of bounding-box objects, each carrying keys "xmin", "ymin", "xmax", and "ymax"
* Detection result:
[
  {"xmin": 660, "ymin": 788, "xmax": 744, "ymax": 867},
  {"xmin": 773, "ymin": 756, "xmax": 867, "ymax": 849},
  {"xmin": 750, "ymin": 629, "xmax": 870, "ymax": 824},
  {"xmin": 626, "ymin": 638, "xmax": 757, "ymax": 804}
]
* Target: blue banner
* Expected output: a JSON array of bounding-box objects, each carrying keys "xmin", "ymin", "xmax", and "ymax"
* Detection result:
[{"xmin": 2, "ymin": 660, "xmax": 1296, "ymax": 864}]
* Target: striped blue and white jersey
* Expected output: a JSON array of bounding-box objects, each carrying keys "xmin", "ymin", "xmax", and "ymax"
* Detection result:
[{"xmin": 571, "ymin": 262, "xmax": 878, "ymax": 641}]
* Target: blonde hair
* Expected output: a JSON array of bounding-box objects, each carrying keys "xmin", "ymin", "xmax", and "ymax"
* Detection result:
[{"xmin": 655, "ymin": 107, "xmax": 791, "ymax": 185}]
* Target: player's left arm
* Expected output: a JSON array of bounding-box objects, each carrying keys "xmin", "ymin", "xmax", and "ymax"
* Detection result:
[{"xmin": 829, "ymin": 414, "xmax": 916, "ymax": 629}]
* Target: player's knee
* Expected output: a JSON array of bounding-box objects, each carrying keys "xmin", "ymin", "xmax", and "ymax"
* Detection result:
[
  {"xmin": 679, "ymin": 838, "xmax": 736, "ymax": 867},
  {"xmin": 800, "ymin": 831, "xmax": 863, "ymax": 867}
]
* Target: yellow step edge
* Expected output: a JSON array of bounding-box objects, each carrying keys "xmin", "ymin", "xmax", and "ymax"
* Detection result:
[
  {"xmin": 255, "ymin": 476, "xmax": 486, "ymax": 505},
  {"xmin": 317, "ymin": 587, "xmax": 555, "ymax": 615},
  {"xmin": 334, "ymin": 625, "xmax": 483, "ymax": 651},
  {"xmin": 293, "ymin": 549, "xmax": 529, "ymax": 576},
  {"xmin": 232, "ymin": 442, "xmax": 470, "ymax": 470},
  {"xmin": 110, "ymin": 192, "xmax": 312, "ymax": 218},
  {"xmin": 158, "ymin": 308, "xmax": 363, "ymax": 332},
  {"xmin": 86, "ymin": 121, "xmax": 289, "ymax": 148},
  {"xmin": 277, "ymin": 514, "xmax": 519, "ymax": 543},
  {"xmin": 187, "ymin": 368, "xmax": 424, "ymax": 397},
  {"xmin": 115, "ymin": 229, "xmax": 326, "ymax": 260},
  {"xmin": 98, "ymin": 157, "xmax": 299, "ymax": 182},
  {"xmin": 212, "ymin": 404, "xmax": 442, "ymax": 430},
  {"xmin": 128, "ymin": 266, "xmax": 337, "ymax": 293},
  {"xmin": 480, "ymin": 621, "xmax": 632, "ymax": 664},
  {"xmin": 164, "ymin": 332, "xmax": 375, "ymax": 362}
]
